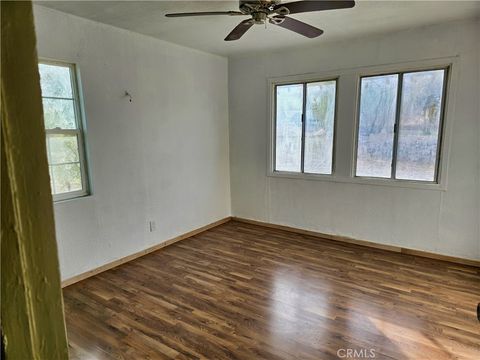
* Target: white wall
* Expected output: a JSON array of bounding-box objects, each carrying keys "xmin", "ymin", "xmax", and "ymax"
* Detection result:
[
  {"xmin": 33, "ymin": 6, "xmax": 231, "ymax": 280},
  {"xmin": 34, "ymin": 5, "xmax": 479, "ymax": 275},
  {"xmin": 229, "ymin": 19, "xmax": 480, "ymax": 260}
]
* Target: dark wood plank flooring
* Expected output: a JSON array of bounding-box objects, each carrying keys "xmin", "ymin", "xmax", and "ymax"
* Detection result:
[{"xmin": 64, "ymin": 220, "xmax": 480, "ymax": 359}]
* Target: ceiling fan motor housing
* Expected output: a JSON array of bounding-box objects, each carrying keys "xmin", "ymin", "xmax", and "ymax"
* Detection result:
[
  {"xmin": 239, "ymin": 0, "xmax": 281, "ymax": 9},
  {"xmin": 239, "ymin": 0, "xmax": 288, "ymax": 24},
  {"xmin": 252, "ymin": 12, "xmax": 268, "ymax": 24},
  {"xmin": 239, "ymin": 0, "xmax": 281, "ymax": 14}
]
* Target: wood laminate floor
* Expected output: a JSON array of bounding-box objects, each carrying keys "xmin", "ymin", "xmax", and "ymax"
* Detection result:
[{"xmin": 64, "ymin": 221, "xmax": 480, "ymax": 360}]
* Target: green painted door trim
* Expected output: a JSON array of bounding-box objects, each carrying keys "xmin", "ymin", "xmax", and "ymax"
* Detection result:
[{"xmin": 1, "ymin": 1, "xmax": 69, "ymax": 359}]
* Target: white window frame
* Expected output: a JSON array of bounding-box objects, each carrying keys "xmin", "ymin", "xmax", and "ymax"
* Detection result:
[
  {"xmin": 270, "ymin": 76, "xmax": 339, "ymax": 177},
  {"xmin": 354, "ymin": 67, "xmax": 449, "ymax": 184},
  {"xmin": 267, "ymin": 56, "xmax": 458, "ymax": 191},
  {"xmin": 40, "ymin": 59, "xmax": 91, "ymax": 202}
]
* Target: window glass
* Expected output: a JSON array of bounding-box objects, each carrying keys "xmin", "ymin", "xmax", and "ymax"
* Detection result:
[
  {"xmin": 47, "ymin": 134, "xmax": 80, "ymax": 164},
  {"xmin": 51, "ymin": 164, "xmax": 82, "ymax": 194},
  {"xmin": 275, "ymin": 84, "xmax": 303, "ymax": 172},
  {"xmin": 356, "ymin": 74, "xmax": 398, "ymax": 178},
  {"xmin": 395, "ymin": 70, "xmax": 445, "ymax": 181},
  {"xmin": 39, "ymin": 63, "xmax": 73, "ymax": 98},
  {"xmin": 304, "ymin": 81, "xmax": 336, "ymax": 174},
  {"xmin": 42, "ymin": 98, "xmax": 76, "ymax": 129}
]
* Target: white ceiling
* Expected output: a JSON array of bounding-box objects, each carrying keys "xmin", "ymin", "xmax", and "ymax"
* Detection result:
[{"xmin": 36, "ymin": 1, "xmax": 480, "ymax": 57}]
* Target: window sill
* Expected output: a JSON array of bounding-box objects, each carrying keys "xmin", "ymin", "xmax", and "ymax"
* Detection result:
[
  {"xmin": 53, "ymin": 192, "xmax": 91, "ymax": 204},
  {"xmin": 267, "ymin": 171, "xmax": 446, "ymax": 191}
]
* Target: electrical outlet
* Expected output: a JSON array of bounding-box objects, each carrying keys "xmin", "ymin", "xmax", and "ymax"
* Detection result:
[{"xmin": 149, "ymin": 221, "xmax": 156, "ymax": 232}]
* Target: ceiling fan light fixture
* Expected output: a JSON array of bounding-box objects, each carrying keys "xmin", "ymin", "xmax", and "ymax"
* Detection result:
[
  {"xmin": 269, "ymin": 15, "xmax": 286, "ymax": 25},
  {"xmin": 274, "ymin": 6, "xmax": 290, "ymax": 16}
]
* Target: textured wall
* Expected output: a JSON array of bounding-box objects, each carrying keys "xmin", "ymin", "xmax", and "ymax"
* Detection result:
[
  {"xmin": 229, "ymin": 19, "xmax": 480, "ymax": 260},
  {"xmin": 34, "ymin": 6, "xmax": 231, "ymax": 280}
]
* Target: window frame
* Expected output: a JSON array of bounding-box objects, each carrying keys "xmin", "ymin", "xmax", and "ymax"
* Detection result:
[
  {"xmin": 271, "ymin": 77, "xmax": 339, "ymax": 176},
  {"xmin": 354, "ymin": 66, "xmax": 450, "ymax": 184},
  {"xmin": 39, "ymin": 59, "xmax": 91, "ymax": 202},
  {"xmin": 267, "ymin": 57, "xmax": 457, "ymax": 191}
]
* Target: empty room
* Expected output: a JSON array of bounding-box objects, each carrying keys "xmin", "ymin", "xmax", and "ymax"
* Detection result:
[{"xmin": 2, "ymin": 0, "xmax": 480, "ymax": 359}]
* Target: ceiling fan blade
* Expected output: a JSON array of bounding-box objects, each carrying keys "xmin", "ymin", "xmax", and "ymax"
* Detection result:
[
  {"xmin": 165, "ymin": 11, "xmax": 243, "ymax": 17},
  {"xmin": 224, "ymin": 19, "xmax": 254, "ymax": 41},
  {"xmin": 271, "ymin": 16, "xmax": 323, "ymax": 38},
  {"xmin": 275, "ymin": 1, "xmax": 355, "ymax": 14}
]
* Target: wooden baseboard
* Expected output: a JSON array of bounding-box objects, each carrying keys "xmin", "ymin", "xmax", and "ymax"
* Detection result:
[
  {"xmin": 399, "ymin": 248, "xmax": 480, "ymax": 267},
  {"xmin": 62, "ymin": 215, "xmax": 479, "ymax": 288},
  {"xmin": 61, "ymin": 217, "xmax": 232, "ymax": 288},
  {"xmin": 231, "ymin": 217, "xmax": 480, "ymax": 268}
]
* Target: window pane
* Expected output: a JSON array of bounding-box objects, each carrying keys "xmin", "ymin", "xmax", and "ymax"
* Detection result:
[
  {"xmin": 42, "ymin": 98, "xmax": 77, "ymax": 129},
  {"xmin": 275, "ymin": 84, "xmax": 303, "ymax": 172},
  {"xmin": 39, "ymin": 63, "xmax": 73, "ymax": 98},
  {"xmin": 356, "ymin": 74, "xmax": 398, "ymax": 178},
  {"xmin": 47, "ymin": 134, "xmax": 80, "ymax": 165},
  {"xmin": 395, "ymin": 70, "xmax": 445, "ymax": 181},
  {"xmin": 40, "ymin": 61, "xmax": 89, "ymax": 200},
  {"xmin": 51, "ymin": 163, "xmax": 82, "ymax": 194},
  {"xmin": 304, "ymin": 81, "xmax": 336, "ymax": 174}
]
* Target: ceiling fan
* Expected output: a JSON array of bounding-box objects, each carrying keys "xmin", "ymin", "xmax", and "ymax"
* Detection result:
[{"xmin": 165, "ymin": 0, "xmax": 355, "ymax": 41}]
